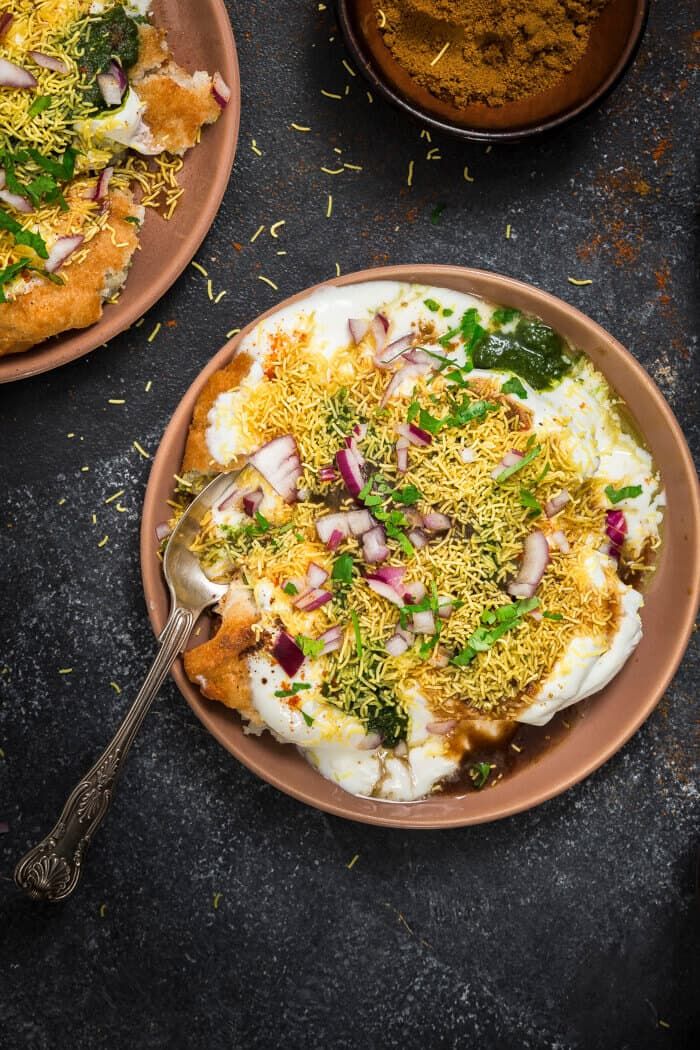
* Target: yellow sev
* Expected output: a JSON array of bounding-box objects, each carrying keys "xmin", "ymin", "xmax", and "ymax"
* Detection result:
[
  {"xmin": 185, "ymin": 327, "xmax": 634, "ymax": 722},
  {"xmin": 0, "ymin": 1, "xmax": 184, "ymax": 284}
]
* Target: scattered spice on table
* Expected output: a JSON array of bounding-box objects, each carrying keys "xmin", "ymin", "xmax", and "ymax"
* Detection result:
[{"xmin": 375, "ymin": 0, "xmax": 610, "ymax": 108}]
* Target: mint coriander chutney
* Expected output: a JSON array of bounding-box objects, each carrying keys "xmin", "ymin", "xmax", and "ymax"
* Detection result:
[
  {"xmin": 473, "ymin": 316, "xmax": 573, "ymax": 389},
  {"xmin": 76, "ymin": 4, "xmax": 140, "ymax": 109}
]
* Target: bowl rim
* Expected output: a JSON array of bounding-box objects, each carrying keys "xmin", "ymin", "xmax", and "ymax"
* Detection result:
[
  {"xmin": 336, "ymin": 0, "xmax": 650, "ymax": 143},
  {"xmin": 140, "ymin": 263, "xmax": 700, "ymax": 829},
  {"xmin": 0, "ymin": 0, "xmax": 241, "ymax": 384}
]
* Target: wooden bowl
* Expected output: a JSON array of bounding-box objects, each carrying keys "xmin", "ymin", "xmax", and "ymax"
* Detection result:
[
  {"xmin": 0, "ymin": 0, "xmax": 240, "ymax": 383},
  {"xmin": 337, "ymin": 0, "xmax": 649, "ymax": 142},
  {"xmin": 140, "ymin": 264, "xmax": 700, "ymax": 829}
]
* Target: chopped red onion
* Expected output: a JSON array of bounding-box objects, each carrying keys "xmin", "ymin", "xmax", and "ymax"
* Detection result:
[
  {"xmin": 91, "ymin": 166, "xmax": 113, "ymax": 202},
  {"xmin": 319, "ymin": 625, "xmax": 343, "ymax": 655},
  {"xmin": 353, "ymin": 422, "xmax": 368, "ymax": 440},
  {"xmin": 431, "ymin": 646, "xmax": 450, "ymax": 668},
  {"xmin": 212, "ymin": 71, "xmax": 231, "ymax": 108},
  {"xmin": 216, "ymin": 482, "xmax": 239, "ymax": 512},
  {"xmin": 348, "ymin": 317, "xmax": 370, "ymax": 344},
  {"xmin": 376, "ymin": 333, "xmax": 413, "ymax": 368},
  {"xmin": 272, "ymin": 631, "xmax": 305, "ymax": 676},
  {"xmin": 386, "ymin": 633, "xmax": 410, "ymax": 657},
  {"xmin": 507, "ymin": 529, "xmax": 550, "ymax": 599},
  {"xmin": 0, "ymin": 13, "xmax": 14, "ymax": 39},
  {"xmin": 357, "ymin": 732, "xmax": 382, "ymax": 751},
  {"xmin": 396, "ymin": 438, "xmax": 409, "ymax": 474},
  {"xmin": 306, "ymin": 562, "xmax": 329, "ymax": 589},
  {"xmin": 347, "ymin": 509, "xmax": 374, "ymax": 536},
  {"xmin": 544, "ymin": 490, "xmax": 571, "ymax": 518},
  {"xmin": 242, "ymin": 488, "xmax": 264, "ymax": 518},
  {"xmin": 344, "ymin": 434, "xmax": 366, "ymax": 467},
  {"xmin": 412, "ymin": 609, "xmax": 436, "ymax": 634},
  {"xmin": 394, "ymin": 739, "xmax": 409, "ymax": 757},
  {"xmin": 407, "ymin": 528, "xmax": 429, "ymax": 549},
  {"xmin": 97, "ymin": 63, "xmax": 126, "ymax": 107},
  {"xmin": 396, "ymin": 422, "xmax": 432, "ymax": 447},
  {"xmin": 336, "ymin": 446, "xmax": 365, "ymax": 498},
  {"xmin": 28, "ymin": 50, "xmax": 69, "ymax": 74},
  {"xmin": 155, "ymin": 522, "xmax": 171, "ymax": 542},
  {"xmin": 366, "ymin": 577, "xmax": 405, "ymax": 607},
  {"xmin": 529, "ymin": 608, "xmax": 543, "ymax": 621},
  {"xmin": 328, "ymin": 529, "xmax": 344, "ymax": 550},
  {"xmin": 249, "ymin": 435, "xmax": 301, "ymax": 502},
  {"xmin": 422, "ymin": 512, "xmax": 451, "ymax": 533},
  {"xmin": 547, "ymin": 530, "xmax": 570, "ymax": 554},
  {"xmin": 403, "ymin": 580, "xmax": 426, "ymax": 604},
  {"xmin": 491, "ymin": 449, "xmax": 524, "ymax": 480},
  {"xmin": 371, "ymin": 565, "xmax": 406, "ymax": 591},
  {"xmin": 294, "ymin": 588, "xmax": 333, "ymax": 612},
  {"xmin": 362, "ymin": 525, "xmax": 389, "ymax": 564},
  {"xmin": 0, "ymin": 57, "xmax": 37, "ymax": 88},
  {"xmin": 379, "ymin": 357, "xmax": 431, "ymax": 407},
  {"xmin": 318, "ymin": 465, "xmax": 337, "ymax": 482},
  {"xmin": 45, "ymin": 234, "xmax": 84, "ymax": 273},
  {"xmin": 370, "ymin": 315, "xmax": 388, "ymax": 361},
  {"xmin": 426, "ymin": 719, "xmax": 457, "ymax": 735},
  {"xmin": 459, "ymin": 446, "xmax": 476, "ymax": 464},
  {"xmin": 0, "ymin": 186, "xmax": 31, "ymax": 212},
  {"xmin": 605, "ymin": 509, "xmax": 627, "ymax": 559},
  {"xmin": 437, "ymin": 598, "xmax": 453, "ymax": 619}
]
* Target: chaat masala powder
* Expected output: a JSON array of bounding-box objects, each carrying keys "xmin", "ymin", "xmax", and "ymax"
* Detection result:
[{"xmin": 375, "ymin": 0, "xmax": 610, "ymax": 108}]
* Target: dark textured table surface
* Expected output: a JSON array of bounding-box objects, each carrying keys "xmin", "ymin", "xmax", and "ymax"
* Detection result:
[{"xmin": 1, "ymin": 2, "xmax": 698, "ymax": 1048}]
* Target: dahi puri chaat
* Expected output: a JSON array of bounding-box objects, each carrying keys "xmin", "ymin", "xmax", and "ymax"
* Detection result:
[
  {"xmin": 172, "ymin": 281, "xmax": 664, "ymax": 802},
  {"xmin": 0, "ymin": 0, "xmax": 230, "ymax": 356}
]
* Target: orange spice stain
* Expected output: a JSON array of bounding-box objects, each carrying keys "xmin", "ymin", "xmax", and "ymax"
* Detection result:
[{"xmin": 651, "ymin": 138, "xmax": 672, "ymax": 163}]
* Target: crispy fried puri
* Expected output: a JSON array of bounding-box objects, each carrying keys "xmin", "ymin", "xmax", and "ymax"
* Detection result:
[
  {"xmin": 133, "ymin": 24, "xmax": 221, "ymax": 156},
  {"xmin": 181, "ymin": 352, "xmax": 255, "ymax": 475},
  {"xmin": 0, "ymin": 191, "xmax": 141, "ymax": 358},
  {"xmin": 183, "ymin": 582, "xmax": 261, "ymax": 723}
]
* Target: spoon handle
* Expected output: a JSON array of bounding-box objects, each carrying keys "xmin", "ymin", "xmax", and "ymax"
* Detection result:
[{"xmin": 14, "ymin": 606, "xmax": 195, "ymax": 902}]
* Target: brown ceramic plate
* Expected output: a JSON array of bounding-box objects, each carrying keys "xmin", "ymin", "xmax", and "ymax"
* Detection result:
[
  {"xmin": 140, "ymin": 265, "xmax": 700, "ymax": 829},
  {"xmin": 0, "ymin": 0, "xmax": 240, "ymax": 384},
  {"xmin": 338, "ymin": 0, "xmax": 649, "ymax": 142}
]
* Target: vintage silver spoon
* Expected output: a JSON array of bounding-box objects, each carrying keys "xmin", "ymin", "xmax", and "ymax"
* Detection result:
[{"xmin": 14, "ymin": 471, "xmax": 239, "ymax": 903}]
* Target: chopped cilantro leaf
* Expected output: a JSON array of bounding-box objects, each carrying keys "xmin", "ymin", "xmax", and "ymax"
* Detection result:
[
  {"xmin": 296, "ymin": 635, "xmax": 325, "ymax": 659},
  {"xmin": 605, "ymin": 483, "xmax": 642, "ymax": 504},
  {"xmin": 445, "ymin": 398, "xmax": 497, "ymax": 428},
  {"xmin": 350, "ymin": 610, "xmax": 362, "ymax": 657},
  {"xmin": 407, "ymin": 400, "xmax": 420, "ymax": 423},
  {"xmin": 418, "ymin": 407, "xmax": 443, "ymax": 435},
  {"xmin": 469, "ymin": 762, "xmax": 492, "ymax": 789},
  {"xmin": 357, "ymin": 475, "xmax": 374, "ymax": 502},
  {"xmin": 394, "ymin": 531, "xmax": 414, "ymax": 558},
  {"xmin": 300, "ymin": 709, "xmax": 315, "ymax": 727},
  {"xmin": 0, "ymin": 210, "xmax": 48, "ymax": 259},
  {"xmin": 442, "ymin": 308, "xmax": 454, "ymax": 317},
  {"xmin": 28, "ymin": 95, "xmax": 53, "ymax": 118},
  {"xmin": 491, "ymin": 307, "xmax": 520, "ymax": 327},
  {"xmin": 283, "ymin": 582, "xmax": 298, "ymax": 596},
  {"xmin": 453, "ymin": 598, "xmax": 539, "ymax": 666},
  {"xmin": 332, "ymin": 552, "xmax": 355, "ymax": 586},
  {"xmin": 502, "ymin": 376, "xmax": 528, "ymax": 399},
  {"xmin": 424, "ymin": 297, "xmax": 441, "ymax": 312},
  {"xmin": 438, "ymin": 325, "xmax": 461, "ymax": 348},
  {"xmin": 254, "ymin": 511, "xmax": 270, "ymax": 532},
  {"xmin": 274, "ymin": 681, "xmax": 312, "ymax": 698},
  {"xmin": 495, "ymin": 444, "xmax": 542, "ymax": 484},
  {"xmin": 392, "ymin": 484, "xmax": 422, "ymax": 505},
  {"xmin": 519, "ymin": 487, "xmax": 542, "ymax": 516},
  {"xmin": 543, "ymin": 611, "xmax": 563, "ymax": 621}
]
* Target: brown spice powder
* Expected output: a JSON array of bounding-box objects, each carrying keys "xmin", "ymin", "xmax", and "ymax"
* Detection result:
[{"xmin": 376, "ymin": 0, "xmax": 610, "ymax": 108}]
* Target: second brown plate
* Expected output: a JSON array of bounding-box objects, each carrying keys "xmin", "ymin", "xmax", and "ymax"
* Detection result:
[
  {"xmin": 0, "ymin": 0, "xmax": 240, "ymax": 384},
  {"xmin": 140, "ymin": 265, "xmax": 699, "ymax": 829}
]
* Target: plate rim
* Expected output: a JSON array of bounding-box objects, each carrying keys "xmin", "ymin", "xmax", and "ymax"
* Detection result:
[
  {"xmin": 0, "ymin": 0, "xmax": 241, "ymax": 384},
  {"xmin": 140, "ymin": 263, "xmax": 700, "ymax": 829}
]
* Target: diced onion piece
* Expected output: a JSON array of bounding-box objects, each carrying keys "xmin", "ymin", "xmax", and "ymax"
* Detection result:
[
  {"xmin": 376, "ymin": 333, "xmax": 412, "ymax": 368},
  {"xmin": 386, "ymin": 633, "xmax": 409, "ymax": 657},
  {"xmin": 212, "ymin": 71, "xmax": 231, "ymax": 108},
  {"xmin": 306, "ymin": 562, "xmax": 329, "ymax": 589},
  {"xmin": 422, "ymin": 512, "xmax": 451, "ymax": 533},
  {"xmin": 336, "ymin": 446, "xmax": 365, "ymax": 498},
  {"xmin": 403, "ymin": 580, "xmax": 426, "ymax": 603},
  {"xmin": 92, "ymin": 166, "xmax": 113, "ymax": 202},
  {"xmin": 354, "ymin": 422, "xmax": 368, "ymax": 440},
  {"xmin": 366, "ymin": 577, "xmax": 405, "ymax": 607},
  {"xmin": 396, "ymin": 437, "xmax": 409, "ymax": 474},
  {"xmin": 437, "ymin": 598, "xmax": 453, "ymax": 620},
  {"xmin": 316, "ymin": 513, "xmax": 349, "ymax": 546},
  {"xmin": 242, "ymin": 488, "xmax": 264, "ymax": 518},
  {"xmin": 370, "ymin": 315, "xmax": 388, "ymax": 362},
  {"xmin": 507, "ymin": 529, "xmax": 550, "ymax": 599},
  {"xmin": 407, "ymin": 528, "xmax": 428, "ymax": 549},
  {"xmin": 396, "ymin": 422, "xmax": 432, "ymax": 447},
  {"xmin": 249, "ymin": 434, "xmax": 302, "ymax": 502},
  {"xmin": 97, "ymin": 63, "xmax": 126, "ymax": 107},
  {"xmin": 491, "ymin": 449, "xmax": 523, "ymax": 480},
  {"xmin": 348, "ymin": 317, "xmax": 370, "ymax": 344},
  {"xmin": 155, "ymin": 522, "xmax": 171, "ymax": 541},
  {"xmin": 394, "ymin": 739, "xmax": 408, "ymax": 757},
  {"xmin": 459, "ymin": 446, "xmax": 476, "ymax": 463},
  {"xmin": 371, "ymin": 565, "xmax": 406, "ymax": 592},
  {"xmin": 412, "ymin": 609, "xmax": 436, "ymax": 634},
  {"xmin": 431, "ymin": 646, "xmax": 450, "ymax": 668},
  {"xmin": 45, "ymin": 234, "xmax": 84, "ymax": 273},
  {"xmin": 319, "ymin": 625, "xmax": 343, "ymax": 655},
  {"xmin": 0, "ymin": 187, "xmax": 31, "ymax": 212},
  {"xmin": 544, "ymin": 490, "xmax": 571, "ymax": 518},
  {"xmin": 357, "ymin": 732, "xmax": 382, "ymax": 751},
  {"xmin": 0, "ymin": 57, "xmax": 38, "ymax": 89},
  {"xmin": 547, "ymin": 529, "xmax": 570, "ymax": 554},
  {"xmin": 28, "ymin": 50, "xmax": 69, "ymax": 74},
  {"xmin": 362, "ymin": 525, "xmax": 389, "ymax": 564},
  {"xmin": 379, "ymin": 357, "xmax": 431, "ymax": 407},
  {"xmin": 347, "ymin": 508, "xmax": 374, "ymax": 536},
  {"xmin": 328, "ymin": 529, "xmax": 344, "ymax": 550},
  {"xmin": 0, "ymin": 13, "xmax": 14, "ymax": 40},
  {"xmin": 344, "ymin": 434, "xmax": 365, "ymax": 467},
  {"xmin": 294, "ymin": 588, "xmax": 332, "ymax": 612},
  {"xmin": 272, "ymin": 631, "xmax": 305, "ymax": 677},
  {"xmin": 318, "ymin": 465, "xmax": 337, "ymax": 482},
  {"xmin": 426, "ymin": 719, "xmax": 457, "ymax": 735},
  {"xmin": 605, "ymin": 509, "xmax": 627, "ymax": 554}
]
